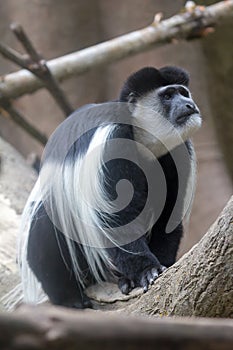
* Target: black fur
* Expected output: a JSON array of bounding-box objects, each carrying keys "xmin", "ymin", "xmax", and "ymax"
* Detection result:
[
  {"xmin": 119, "ymin": 66, "xmax": 189, "ymax": 102},
  {"xmin": 27, "ymin": 66, "xmax": 197, "ymax": 308},
  {"xmin": 28, "ymin": 204, "xmax": 92, "ymax": 308}
]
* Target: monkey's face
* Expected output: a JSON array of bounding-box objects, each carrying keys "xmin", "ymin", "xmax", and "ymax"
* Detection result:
[
  {"xmin": 131, "ymin": 84, "xmax": 202, "ymax": 156},
  {"xmin": 158, "ymin": 84, "xmax": 201, "ymax": 128}
]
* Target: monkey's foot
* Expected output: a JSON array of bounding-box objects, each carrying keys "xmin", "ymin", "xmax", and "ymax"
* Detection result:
[
  {"xmin": 139, "ymin": 265, "xmax": 167, "ymax": 292},
  {"xmin": 118, "ymin": 265, "xmax": 167, "ymax": 294},
  {"xmin": 118, "ymin": 277, "xmax": 135, "ymax": 295}
]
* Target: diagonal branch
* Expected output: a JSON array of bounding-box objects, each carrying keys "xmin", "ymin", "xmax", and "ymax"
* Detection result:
[
  {"xmin": 0, "ymin": 96, "xmax": 47, "ymax": 145},
  {"xmin": 10, "ymin": 23, "xmax": 42, "ymax": 63},
  {"xmin": 10, "ymin": 23, "xmax": 73, "ymax": 117},
  {"xmin": 0, "ymin": 24, "xmax": 73, "ymax": 117},
  {"xmin": 0, "ymin": 0, "xmax": 232, "ymax": 100},
  {"xmin": 0, "ymin": 42, "xmax": 28, "ymax": 68}
]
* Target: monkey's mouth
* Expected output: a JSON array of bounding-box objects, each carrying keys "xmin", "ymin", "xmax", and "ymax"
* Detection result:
[{"xmin": 176, "ymin": 111, "xmax": 199, "ymax": 125}]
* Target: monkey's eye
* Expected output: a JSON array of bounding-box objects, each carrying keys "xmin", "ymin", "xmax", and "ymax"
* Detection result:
[
  {"xmin": 179, "ymin": 87, "xmax": 189, "ymax": 98},
  {"xmin": 162, "ymin": 88, "xmax": 175, "ymax": 100},
  {"xmin": 164, "ymin": 93, "xmax": 171, "ymax": 100}
]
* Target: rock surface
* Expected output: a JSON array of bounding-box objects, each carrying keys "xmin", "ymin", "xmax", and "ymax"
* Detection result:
[{"xmin": 0, "ymin": 137, "xmax": 37, "ymax": 307}]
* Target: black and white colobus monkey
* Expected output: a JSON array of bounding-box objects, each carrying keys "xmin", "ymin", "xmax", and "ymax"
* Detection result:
[{"xmin": 18, "ymin": 66, "xmax": 202, "ymax": 309}]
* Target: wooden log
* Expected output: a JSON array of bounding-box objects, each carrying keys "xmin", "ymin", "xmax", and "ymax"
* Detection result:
[{"xmin": 0, "ymin": 305, "xmax": 233, "ymax": 350}]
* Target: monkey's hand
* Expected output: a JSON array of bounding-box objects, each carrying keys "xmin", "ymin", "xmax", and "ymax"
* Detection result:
[
  {"xmin": 118, "ymin": 264, "xmax": 167, "ymax": 295},
  {"xmin": 109, "ymin": 237, "xmax": 167, "ymax": 295}
]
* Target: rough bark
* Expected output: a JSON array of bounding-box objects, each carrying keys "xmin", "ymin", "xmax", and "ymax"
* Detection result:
[
  {"xmin": 0, "ymin": 0, "xmax": 233, "ymax": 100},
  {"xmin": 0, "ymin": 307, "xmax": 233, "ymax": 350}
]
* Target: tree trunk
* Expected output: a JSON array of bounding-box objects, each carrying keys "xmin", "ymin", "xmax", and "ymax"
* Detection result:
[{"xmin": 198, "ymin": 1, "xmax": 233, "ymax": 182}]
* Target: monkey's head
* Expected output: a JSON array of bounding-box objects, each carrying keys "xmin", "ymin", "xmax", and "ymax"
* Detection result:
[{"xmin": 119, "ymin": 66, "xmax": 202, "ymax": 156}]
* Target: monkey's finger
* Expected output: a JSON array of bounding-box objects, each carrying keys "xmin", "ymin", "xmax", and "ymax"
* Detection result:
[
  {"xmin": 118, "ymin": 277, "xmax": 133, "ymax": 295},
  {"xmin": 151, "ymin": 267, "xmax": 159, "ymax": 280},
  {"xmin": 130, "ymin": 280, "xmax": 135, "ymax": 289},
  {"xmin": 145, "ymin": 269, "xmax": 154, "ymax": 285},
  {"xmin": 140, "ymin": 274, "xmax": 149, "ymax": 292},
  {"xmin": 159, "ymin": 265, "xmax": 167, "ymax": 274}
]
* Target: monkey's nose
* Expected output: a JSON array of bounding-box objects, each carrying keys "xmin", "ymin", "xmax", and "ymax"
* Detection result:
[
  {"xmin": 186, "ymin": 103, "xmax": 199, "ymax": 114},
  {"xmin": 176, "ymin": 103, "xmax": 199, "ymax": 125}
]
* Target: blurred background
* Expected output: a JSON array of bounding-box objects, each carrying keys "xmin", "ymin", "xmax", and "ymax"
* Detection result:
[{"xmin": 0, "ymin": 0, "xmax": 232, "ymax": 256}]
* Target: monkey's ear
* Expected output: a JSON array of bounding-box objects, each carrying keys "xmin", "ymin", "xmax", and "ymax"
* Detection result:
[
  {"xmin": 128, "ymin": 92, "xmax": 136, "ymax": 112},
  {"xmin": 128, "ymin": 92, "xmax": 136, "ymax": 104},
  {"xmin": 159, "ymin": 66, "xmax": 190, "ymax": 87}
]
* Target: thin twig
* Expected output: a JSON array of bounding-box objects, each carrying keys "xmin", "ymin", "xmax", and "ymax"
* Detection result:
[
  {"xmin": 0, "ymin": 96, "xmax": 47, "ymax": 145},
  {"xmin": 0, "ymin": 42, "xmax": 28, "ymax": 68},
  {"xmin": 10, "ymin": 23, "xmax": 42, "ymax": 62}
]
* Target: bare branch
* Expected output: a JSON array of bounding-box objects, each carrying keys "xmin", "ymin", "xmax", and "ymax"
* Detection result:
[
  {"xmin": 10, "ymin": 23, "xmax": 42, "ymax": 63},
  {"xmin": 0, "ymin": 24, "xmax": 73, "ymax": 117},
  {"xmin": 0, "ymin": 42, "xmax": 28, "ymax": 68},
  {"xmin": 0, "ymin": 0, "xmax": 232, "ymax": 100},
  {"xmin": 0, "ymin": 96, "xmax": 47, "ymax": 145},
  {"xmin": 11, "ymin": 23, "xmax": 73, "ymax": 116}
]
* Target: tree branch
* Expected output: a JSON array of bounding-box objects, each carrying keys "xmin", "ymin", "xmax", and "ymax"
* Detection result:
[
  {"xmin": 0, "ymin": 306, "xmax": 233, "ymax": 350},
  {"xmin": 0, "ymin": 24, "xmax": 73, "ymax": 116},
  {"xmin": 0, "ymin": 0, "xmax": 232, "ymax": 100},
  {"xmin": 11, "ymin": 23, "xmax": 73, "ymax": 116},
  {"xmin": 10, "ymin": 23, "xmax": 42, "ymax": 63},
  {"xmin": 0, "ymin": 42, "xmax": 28, "ymax": 68}
]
